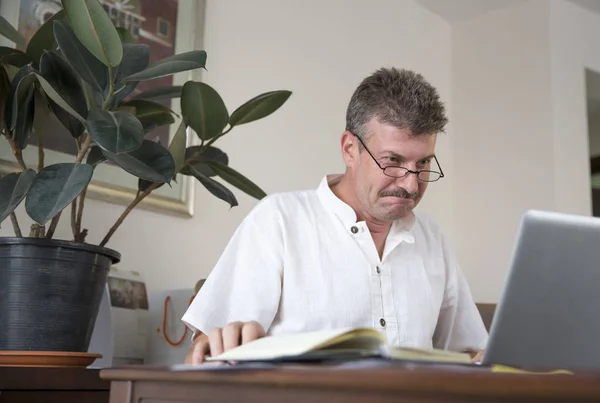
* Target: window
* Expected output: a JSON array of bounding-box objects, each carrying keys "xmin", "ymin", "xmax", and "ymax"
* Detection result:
[{"xmin": 157, "ymin": 17, "xmax": 170, "ymax": 39}]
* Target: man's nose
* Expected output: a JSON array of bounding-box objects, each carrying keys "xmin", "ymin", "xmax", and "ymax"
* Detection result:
[{"xmin": 396, "ymin": 172, "xmax": 419, "ymax": 194}]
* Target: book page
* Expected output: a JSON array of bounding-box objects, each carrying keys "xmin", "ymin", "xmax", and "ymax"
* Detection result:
[
  {"xmin": 208, "ymin": 327, "xmax": 383, "ymax": 362},
  {"xmin": 384, "ymin": 345, "xmax": 473, "ymax": 364}
]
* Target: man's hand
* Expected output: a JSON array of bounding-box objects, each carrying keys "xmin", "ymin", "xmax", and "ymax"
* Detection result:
[
  {"xmin": 185, "ymin": 321, "xmax": 266, "ymax": 365},
  {"xmin": 470, "ymin": 350, "xmax": 485, "ymax": 363}
]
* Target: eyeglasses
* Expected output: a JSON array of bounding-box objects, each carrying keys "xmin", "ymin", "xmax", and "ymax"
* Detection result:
[{"xmin": 352, "ymin": 133, "xmax": 445, "ymax": 182}]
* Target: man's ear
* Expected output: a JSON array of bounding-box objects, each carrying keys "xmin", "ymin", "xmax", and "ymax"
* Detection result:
[{"xmin": 340, "ymin": 131, "xmax": 358, "ymax": 166}]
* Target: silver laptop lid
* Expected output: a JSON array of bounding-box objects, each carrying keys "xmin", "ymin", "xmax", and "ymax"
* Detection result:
[{"xmin": 483, "ymin": 210, "xmax": 600, "ymax": 371}]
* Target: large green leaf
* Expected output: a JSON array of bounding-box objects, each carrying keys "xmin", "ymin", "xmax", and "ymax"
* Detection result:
[
  {"xmin": 119, "ymin": 99, "xmax": 175, "ymax": 132},
  {"xmin": 229, "ymin": 90, "xmax": 292, "ymax": 127},
  {"xmin": 0, "ymin": 66, "xmax": 11, "ymax": 131},
  {"xmin": 5, "ymin": 65, "xmax": 35, "ymax": 132},
  {"xmin": 168, "ymin": 120, "xmax": 187, "ymax": 176},
  {"xmin": 190, "ymin": 166, "xmax": 238, "ymax": 208},
  {"xmin": 61, "ymin": 0, "xmax": 123, "ymax": 67},
  {"xmin": 0, "ymin": 15, "xmax": 27, "ymax": 49},
  {"xmin": 0, "ymin": 47, "xmax": 34, "ymax": 67},
  {"xmin": 40, "ymin": 51, "xmax": 88, "ymax": 138},
  {"xmin": 121, "ymin": 50, "xmax": 207, "ymax": 82},
  {"xmin": 26, "ymin": 10, "xmax": 65, "ymax": 64},
  {"xmin": 102, "ymin": 140, "xmax": 175, "ymax": 183},
  {"xmin": 208, "ymin": 161, "xmax": 266, "ymax": 200},
  {"xmin": 111, "ymin": 82, "xmax": 138, "ymax": 107},
  {"xmin": 181, "ymin": 146, "xmax": 228, "ymax": 177},
  {"xmin": 0, "ymin": 169, "xmax": 36, "ymax": 226},
  {"xmin": 33, "ymin": 72, "xmax": 87, "ymax": 124},
  {"xmin": 109, "ymin": 44, "xmax": 149, "ymax": 106},
  {"xmin": 86, "ymin": 108, "xmax": 144, "ymax": 154},
  {"xmin": 13, "ymin": 85, "xmax": 35, "ymax": 149},
  {"xmin": 114, "ymin": 43, "xmax": 149, "ymax": 83},
  {"xmin": 25, "ymin": 163, "xmax": 94, "ymax": 225},
  {"xmin": 181, "ymin": 81, "xmax": 228, "ymax": 141},
  {"xmin": 7, "ymin": 67, "xmax": 87, "ymax": 130},
  {"xmin": 53, "ymin": 20, "xmax": 108, "ymax": 92},
  {"xmin": 81, "ymin": 80, "xmax": 100, "ymax": 109},
  {"xmin": 138, "ymin": 179, "xmax": 164, "ymax": 192},
  {"xmin": 4, "ymin": 66, "xmax": 36, "ymax": 150},
  {"xmin": 131, "ymin": 85, "xmax": 182, "ymax": 102}
]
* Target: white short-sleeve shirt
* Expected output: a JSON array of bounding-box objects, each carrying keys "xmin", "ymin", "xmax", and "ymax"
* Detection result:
[{"xmin": 182, "ymin": 174, "xmax": 488, "ymax": 352}]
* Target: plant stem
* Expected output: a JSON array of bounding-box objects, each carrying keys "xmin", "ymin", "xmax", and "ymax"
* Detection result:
[
  {"xmin": 70, "ymin": 199, "xmax": 78, "ymax": 239},
  {"xmin": 29, "ymin": 224, "xmax": 45, "ymax": 238},
  {"xmin": 8, "ymin": 138, "xmax": 27, "ymax": 170},
  {"xmin": 10, "ymin": 213, "xmax": 22, "ymax": 237},
  {"xmin": 100, "ymin": 182, "xmax": 159, "ymax": 247},
  {"xmin": 46, "ymin": 211, "xmax": 61, "ymax": 238},
  {"xmin": 76, "ymin": 184, "xmax": 88, "ymax": 236},
  {"xmin": 35, "ymin": 126, "xmax": 44, "ymax": 172},
  {"xmin": 75, "ymin": 135, "xmax": 93, "ymax": 163}
]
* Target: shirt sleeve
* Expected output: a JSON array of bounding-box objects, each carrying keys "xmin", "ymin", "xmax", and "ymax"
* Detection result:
[
  {"xmin": 181, "ymin": 196, "xmax": 284, "ymax": 336},
  {"xmin": 432, "ymin": 230, "xmax": 489, "ymax": 352}
]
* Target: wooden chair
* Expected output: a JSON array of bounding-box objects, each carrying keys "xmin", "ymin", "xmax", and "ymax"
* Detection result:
[{"xmin": 476, "ymin": 303, "xmax": 497, "ymax": 332}]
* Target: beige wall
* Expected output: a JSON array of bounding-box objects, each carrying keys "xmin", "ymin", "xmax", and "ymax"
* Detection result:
[
  {"xmin": 0, "ymin": 0, "xmax": 455, "ymax": 293},
  {"xmin": 3, "ymin": 0, "xmax": 600, "ymax": 304},
  {"xmin": 451, "ymin": 0, "xmax": 555, "ymax": 302},
  {"xmin": 550, "ymin": 0, "xmax": 600, "ymax": 215},
  {"xmin": 451, "ymin": 0, "xmax": 600, "ymax": 302}
]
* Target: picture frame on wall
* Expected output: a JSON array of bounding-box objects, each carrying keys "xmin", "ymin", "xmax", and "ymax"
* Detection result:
[{"xmin": 0, "ymin": 0, "xmax": 205, "ymax": 217}]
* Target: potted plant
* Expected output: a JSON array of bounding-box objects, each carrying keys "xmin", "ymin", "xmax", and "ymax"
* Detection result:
[{"xmin": 0, "ymin": 0, "xmax": 291, "ymax": 355}]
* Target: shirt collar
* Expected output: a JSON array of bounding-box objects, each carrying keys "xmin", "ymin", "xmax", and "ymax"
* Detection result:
[{"xmin": 316, "ymin": 174, "xmax": 416, "ymax": 242}]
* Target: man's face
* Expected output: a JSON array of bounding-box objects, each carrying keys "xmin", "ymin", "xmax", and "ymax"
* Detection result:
[{"xmin": 343, "ymin": 118, "xmax": 437, "ymax": 222}]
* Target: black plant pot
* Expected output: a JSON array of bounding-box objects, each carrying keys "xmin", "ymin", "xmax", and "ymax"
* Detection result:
[{"xmin": 0, "ymin": 237, "xmax": 121, "ymax": 352}]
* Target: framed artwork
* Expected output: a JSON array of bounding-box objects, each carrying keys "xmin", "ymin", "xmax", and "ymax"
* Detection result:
[{"xmin": 0, "ymin": 0, "xmax": 204, "ymax": 217}]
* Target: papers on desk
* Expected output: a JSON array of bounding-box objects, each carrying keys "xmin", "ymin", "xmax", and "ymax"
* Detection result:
[
  {"xmin": 170, "ymin": 358, "xmax": 479, "ymax": 372},
  {"xmin": 204, "ymin": 327, "xmax": 473, "ymax": 364},
  {"xmin": 170, "ymin": 362, "xmax": 278, "ymax": 371}
]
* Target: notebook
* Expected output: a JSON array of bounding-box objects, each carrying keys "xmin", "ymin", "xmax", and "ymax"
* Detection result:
[{"xmin": 206, "ymin": 327, "xmax": 474, "ymax": 364}]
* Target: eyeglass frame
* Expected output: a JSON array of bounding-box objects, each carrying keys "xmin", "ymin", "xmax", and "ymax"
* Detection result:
[{"xmin": 351, "ymin": 132, "xmax": 445, "ymax": 182}]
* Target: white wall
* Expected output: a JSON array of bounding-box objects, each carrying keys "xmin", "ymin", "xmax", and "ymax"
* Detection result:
[
  {"xmin": 11, "ymin": 0, "xmax": 600, "ymax": 305},
  {"xmin": 550, "ymin": 0, "xmax": 600, "ymax": 214},
  {"xmin": 1, "ymin": 0, "xmax": 455, "ymax": 293},
  {"xmin": 452, "ymin": 0, "xmax": 556, "ymax": 302},
  {"xmin": 451, "ymin": 0, "xmax": 600, "ymax": 302}
]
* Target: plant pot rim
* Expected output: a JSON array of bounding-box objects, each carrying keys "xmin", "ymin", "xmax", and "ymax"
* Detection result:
[{"xmin": 0, "ymin": 237, "xmax": 121, "ymax": 264}]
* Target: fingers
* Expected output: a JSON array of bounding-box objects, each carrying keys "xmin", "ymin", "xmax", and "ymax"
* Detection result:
[
  {"xmin": 241, "ymin": 321, "xmax": 266, "ymax": 344},
  {"xmin": 188, "ymin": 333, "xmax": 210, "ymax": 365},
  {"xmin": 208, "ymin": 327, "xmax": 225, "ymax": 358},
  {"xmin": 471, "ymin": 350, "xmax": 485, "ymax": 363},
  {"xmin": 188, "ymin": 321, "xmax": 266, "ymax": 365},
  {"xmin": 222, "ymin": 322, "xmax": 243, "ymax": 351}
]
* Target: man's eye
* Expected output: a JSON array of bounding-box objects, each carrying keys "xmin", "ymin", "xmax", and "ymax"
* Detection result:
[
  {"xmin": 384, "ymin": 157, "xmax": 399, "ymax": 164},
  {"xmin": 418, "ymin": 158, "xmax": 431, "ymax": 166}
]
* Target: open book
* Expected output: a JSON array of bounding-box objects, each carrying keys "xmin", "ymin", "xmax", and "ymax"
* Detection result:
[{"xmin": 206, "ymin": 327, "xmax": 474, "ymax": 364}]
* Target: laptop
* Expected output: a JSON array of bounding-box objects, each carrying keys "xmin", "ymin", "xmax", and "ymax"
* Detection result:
[{"xmin": 482, "ymin": 209, "xmax": 600, "ymax": 371}]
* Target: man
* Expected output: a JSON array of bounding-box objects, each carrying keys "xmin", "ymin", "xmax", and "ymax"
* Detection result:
[{"xmin": 182, "ymin": 67, "xmax": 488, "ymax": 364}]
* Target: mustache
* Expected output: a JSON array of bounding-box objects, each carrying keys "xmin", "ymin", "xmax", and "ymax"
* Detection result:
[{"xmin": 378, "ymin": 188, "xmax": 419, "ymax": 200}]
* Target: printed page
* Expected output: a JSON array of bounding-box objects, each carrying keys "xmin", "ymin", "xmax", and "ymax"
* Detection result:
[{"xmin": 208, "ymin": 327, "xmax": 379, "ymax": 362}]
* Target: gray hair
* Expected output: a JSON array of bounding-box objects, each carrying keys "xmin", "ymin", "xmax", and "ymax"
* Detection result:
[{"xmin": 345, "ymin": 67, "xmax": 448, "ymax": 140}]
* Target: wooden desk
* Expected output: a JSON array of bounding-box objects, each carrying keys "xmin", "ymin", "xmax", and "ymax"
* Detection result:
[
  {"xmin": 0, "ymin": 367, "xmax": 110, "ymax": 403},
  {"xmin": 101, "ymin": 362, "xmax": 600, "ymax": 403}
]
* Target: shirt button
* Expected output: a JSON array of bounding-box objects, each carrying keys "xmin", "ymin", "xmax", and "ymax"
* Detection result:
[
  {"xmin": 376, "ymin": 266, "xmax": 381, "ymax": 274},
  {"xmin": 379, "ymin": 318, "xmax": 386, "ymax": 327},
  {"xmin": 350, "ymin": 226, "xmax": 358, "ymax": 234}
]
